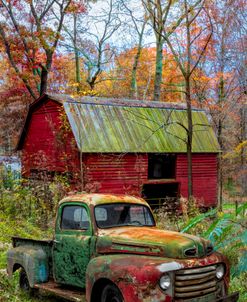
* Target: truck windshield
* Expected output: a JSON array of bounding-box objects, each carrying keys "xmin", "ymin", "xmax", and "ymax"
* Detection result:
[{"xmin": 94, "ymin": 203, "xmax": 155, "ymax": 228}]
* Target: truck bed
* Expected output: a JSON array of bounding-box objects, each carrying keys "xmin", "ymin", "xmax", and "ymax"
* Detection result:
[
  {"xmin": 12, "ymin": 236, "xmax": 53, "ymax": 276},
  {"xmin": 12, "ymin": 236, "xmax": 53, "ymax": 248}
]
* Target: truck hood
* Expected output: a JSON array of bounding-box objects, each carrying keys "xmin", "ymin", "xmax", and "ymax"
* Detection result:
[{"xmin": 96, "ymin": 227, "xmax": 213, "ymax": 259}]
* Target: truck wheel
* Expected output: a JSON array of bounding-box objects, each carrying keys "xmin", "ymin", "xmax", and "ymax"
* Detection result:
[
  {"xmin": 19, "ymin": 268, "xmax": 33, "ymax": 294},
  {"xmin": 101, "ymin": 284, "xmax": 123, "ymax": 302}
]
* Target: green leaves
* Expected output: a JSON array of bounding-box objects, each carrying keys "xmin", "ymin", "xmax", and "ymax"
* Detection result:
[
  {"xmin": 180, "ymin": 208, "xmax": 217, "ymax": 233},
  {"xmin": 203, "ymin": 213, "xmax": 233, "ymax": 245},
  {"xmin": 180, "ymin": 203, "xmax": 247, "ymax": 281}
]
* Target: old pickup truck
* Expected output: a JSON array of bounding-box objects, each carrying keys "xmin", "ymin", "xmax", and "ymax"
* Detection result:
[{"xmin": 7, "ymin": 194, "xmax": 239, "ymax": 302}]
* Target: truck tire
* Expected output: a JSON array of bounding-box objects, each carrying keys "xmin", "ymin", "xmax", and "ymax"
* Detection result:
[
  {"xmin": 19, "ymin": 268, "xmax": 34, "ymax": 295},
  {"xmin": 101, "ymin": 284, "xmax": 123, "ymax": 302}
]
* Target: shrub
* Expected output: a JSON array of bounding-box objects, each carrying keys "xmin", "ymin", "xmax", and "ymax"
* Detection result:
[{"xmin": 0, "ymin": 170, "xmax": 70, "ymax": 229}]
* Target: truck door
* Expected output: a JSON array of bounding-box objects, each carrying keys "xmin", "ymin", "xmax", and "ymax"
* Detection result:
[{"xmin": 53, "ymin": 203, "xmax": 93, "ymax": 288}]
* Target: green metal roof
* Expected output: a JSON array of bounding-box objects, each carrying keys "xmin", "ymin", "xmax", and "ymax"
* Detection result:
[{"xmin": 63, "ymin": 100, "xmax": 219, "ymax": 153}]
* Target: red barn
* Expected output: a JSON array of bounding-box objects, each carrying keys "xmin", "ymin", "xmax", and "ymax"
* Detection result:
[{"xmin": 17, "ymin": 94, "xmax": 220, "ymax": 208}]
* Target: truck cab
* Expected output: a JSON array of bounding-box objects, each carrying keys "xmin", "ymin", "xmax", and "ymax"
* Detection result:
[{"xmin": 7, "ymin": 194, "xmax": 239, "ymax": 302}]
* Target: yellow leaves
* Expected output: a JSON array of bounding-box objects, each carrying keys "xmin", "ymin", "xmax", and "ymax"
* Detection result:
[
  {"xmin": 70, "ymin": 82, "xmax": 80, "ymax": 87},
  {"xmin": 70, "ymin": 89, "xmax": 99, "ymax": 97},
  {"xmin": 80, "ymin": 89, "xmax": 98, "ymax": 96},
  {"xmin": 67, "ymin": 77, "xmax": 100, "ymax": 96},
  {"xmin": 235, "ymin": 141, "xmax": 247, "ymax": 153},
  {"xmin": 66, "ymin": 78, "xmax": 96, "ymax": 96},
  {"xmin": 223, "ymin": 141, "xmax": 247, "ymax": 160}
]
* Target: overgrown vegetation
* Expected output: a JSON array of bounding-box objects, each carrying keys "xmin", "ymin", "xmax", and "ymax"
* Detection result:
[
  {"xmin": 154, "ymin": 200, "xmax": 247, "ymax": 302},
  {"xmin": 0, "ymin": 169, "xmax": 68, "ymax": 301},
  {"xmin": 0, "ymin": 168, "xmax": 69, "ymax": 229},
  {"xmin": 0, "ymin": 171, "xmax": 246, "ymax": 301}
]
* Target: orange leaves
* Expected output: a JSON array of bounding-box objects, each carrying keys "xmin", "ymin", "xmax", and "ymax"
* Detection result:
[
  {"xmin": 67, "ymin": 0, "xmax": 87, "ymax": 14},
  {"xmin": 0, "ymin": 0, "xmax": 88, "ymax": 98},
  {"xmin": 95, "ymin": 46, "xmax": 183, "ymax": 102}
]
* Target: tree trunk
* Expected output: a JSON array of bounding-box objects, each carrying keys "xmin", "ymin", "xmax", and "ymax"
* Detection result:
[
  {"xmin": 40, "ymin": 66, "xmax": 48, "ymax": 96},
  {"xmin": 217, "ymin": 119, "xmax": 223, "ymax": 211},
  {"xmin": 240, "ymin": 106, "xmax": 247, "ymax": 196},
  {"xmin": 185, "ymin": 0, "xmax": 193, "ymax": 203},
  {"xmin": 75, "ymin": 49, "xmax": 81, "ymax": 93},
  {"xmin": 79, "ymin": 151, "xmax": 84, "ymax": 192},
  {"xmin": 130, "ymin": 46, "xmax": 141, "ymax": 99},
  {"xmin": 74, "ymin": 14, "xmax": 81, "ymax": 94},
  {"xmin": 130, "ymin": 22, "xmax": 145, "ymax": 99},
  {"xmin": 154, "ymin": 39, "xmax": 163, "ymax": 102},
  {"xmin": 40, "ymin": 53, "xmax": 53, "ymax": 96},
  {"xmin": 217, "ymin": 76, "xmax": 224, "ymax": 210},
  {"xmin": 185, "ymin": 78, "xmax": 193, "ymax": 201},
  {"xmin": 88, "ymin": 80, "xmax": 95, "ymax": 91}
]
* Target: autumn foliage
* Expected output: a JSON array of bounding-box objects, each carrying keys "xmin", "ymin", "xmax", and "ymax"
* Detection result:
[{"xmin": 0, "ymin": 0, "xmax": 246, "ymax": 196}]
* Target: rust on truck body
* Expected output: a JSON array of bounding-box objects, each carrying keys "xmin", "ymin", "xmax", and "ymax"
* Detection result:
[
  {"xmin": 7, "ymin": 194, "xmax": 238, "ymax": 302},
  {"xmin": 96, "ymin": 227, "xmax": 212, "ymax": 259},
  {"xmin": 34, "ymin": 280, "xmax": 85, "ymax": 302},
  {"xmin": 86, "ymin": 253, "xmax": 229, "ymax": 302},
  {"xmin": 59, "ymin": 193, "xmax": 147, "ymax": 207}
]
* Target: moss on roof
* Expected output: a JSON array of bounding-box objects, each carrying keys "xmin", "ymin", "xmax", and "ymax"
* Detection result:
[{"xmin": 62, "ymin": 99, "xmax": 219, "ymax": 153}]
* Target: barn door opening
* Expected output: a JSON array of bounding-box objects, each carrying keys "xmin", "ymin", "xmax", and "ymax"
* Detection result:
[{"xmin": 142, "ymin": 183, "xmax": 179, "ymax": 209}]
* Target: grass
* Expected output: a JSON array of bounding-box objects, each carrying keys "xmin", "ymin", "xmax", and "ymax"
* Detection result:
[
  {"xmin": 0, "ymin": 212, "xmax": 56, "ymax": 301},
  {"xmin": 229, "ymin": 273, "xmax": 247, "ymax": 302},
  {"xmin": 0, "ymin": 270, "xmax": 66, "ymax": 302}
]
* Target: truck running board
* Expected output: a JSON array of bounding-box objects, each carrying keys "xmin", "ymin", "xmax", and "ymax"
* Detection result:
[{"xmin": 34, "ymin": 280, "xmax": 86, "ymax": 302}]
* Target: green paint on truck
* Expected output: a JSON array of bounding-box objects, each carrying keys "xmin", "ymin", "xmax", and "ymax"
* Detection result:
[{"xmin": 7, "ymin": 194, "xmax": 239, "ymax": 302}]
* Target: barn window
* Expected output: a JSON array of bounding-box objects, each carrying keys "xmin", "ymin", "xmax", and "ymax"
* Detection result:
[{"xmin": 148, "ymin": 154, "xmax": 176, "ymax": 179}]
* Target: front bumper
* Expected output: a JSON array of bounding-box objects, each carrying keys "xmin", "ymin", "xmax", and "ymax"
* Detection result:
[
  {"xmin": 216, "ymin": 292, "xmax": 239, "ymax": 302},
  {"xmin": 177, "ymin": 292, "xmax": 239, "ymax": 302}
]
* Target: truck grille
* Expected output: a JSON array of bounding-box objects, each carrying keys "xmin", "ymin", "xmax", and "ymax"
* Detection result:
[{"xmin": 175, "ymin": 265, "xmax": 217, "ymax": 300}]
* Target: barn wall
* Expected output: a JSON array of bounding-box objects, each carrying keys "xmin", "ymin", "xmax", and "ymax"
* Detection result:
[
  {"xmin": 177, "ymin": 154, "xmax": 218, "ymax": 207},
  {"xmin": 21, "ymin": 99, "xmax": 79, "ymax": 177},
  {"xmin": 84, "ymin": 153, "xmax": 148, "ymax": 196},
  {"xmin": 85, "ymin": 153, "xmax": 217, "ymax": 207}
]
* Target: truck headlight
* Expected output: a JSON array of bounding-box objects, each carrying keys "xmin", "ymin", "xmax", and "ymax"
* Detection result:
[
  {"xmin": 159, "ymin": 274, "xmax": 171, "ymax": 290},
  {"xmin": 216, "ymin": 264, "xmax": 225, "ymax": 280}
]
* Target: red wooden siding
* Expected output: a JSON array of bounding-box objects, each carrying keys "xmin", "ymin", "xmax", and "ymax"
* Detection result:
[
  {"xmin": 176, "ymin": 154, "xmax": 218, "ymax": 207},
  {"xmin": 84, "ymin": 153, "xmax": 217, "ymax": 207},
  {"xmin": 20, "ymin": 97, "xmax": 218, "ymax": 207},
  {"xmin": 84, "ymin": 154, "xmax": 148, "ymax": 196},
  {"xmin": 21, "ymin": 100, "xmax": 79, "ymax": 176}
]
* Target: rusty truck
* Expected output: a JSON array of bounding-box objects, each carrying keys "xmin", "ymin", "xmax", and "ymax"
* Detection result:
[{"xmin": 7, "ymin": 194, "xmax": 239, "ymax": 302}]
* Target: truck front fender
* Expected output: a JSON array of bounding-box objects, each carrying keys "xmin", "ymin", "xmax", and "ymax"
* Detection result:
[
  {"xmin": 7, "ymin": 246, "xmax": 49, "ymax": 287},
  {"xmin": 86, "ymin": 254, "xmax": 178, "ymax": 302},
  {"xmin": 86, "ymin": 252, "xmax": 228, "ymax": 302}
]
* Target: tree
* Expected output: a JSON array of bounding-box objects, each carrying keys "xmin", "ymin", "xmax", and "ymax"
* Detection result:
[
  {"xmin": 199, "ymin": 0, "xmax": 247, "ymax": 208},
  {"xmin": 61, "ymin": 1, "xmax": 90, "ymax": 94},
  {"xmin": 62, "ymin": 0, "xmax": 120, "ymax": 93},
  {"xmin": 142, "ymin": 0, "xmax": 170, "ymax": 102},
  {"xmin": 142, "ymin": 0, "xmax": 200, "ymax": 102},
  {"xmin": 0, "ymin": 0, "xmax": 77, "ymax": 99},
  {"xmin": 119, "ymin": 0, "xmax": 148, "ymax": 99},
  {"xmin": 0, "ymin": 54, "xmax": 31, "ymax": 153},
  {"xmin": 0, "ymin": 51, "xmax": 78, "ymax": 152},
  {"xmin": 146, "ymin": 0, "xmax": 213, "ymax": 202},
  {"xmin": 104, "ymin": 46, "xmax": 182, "ymax": 100}
]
